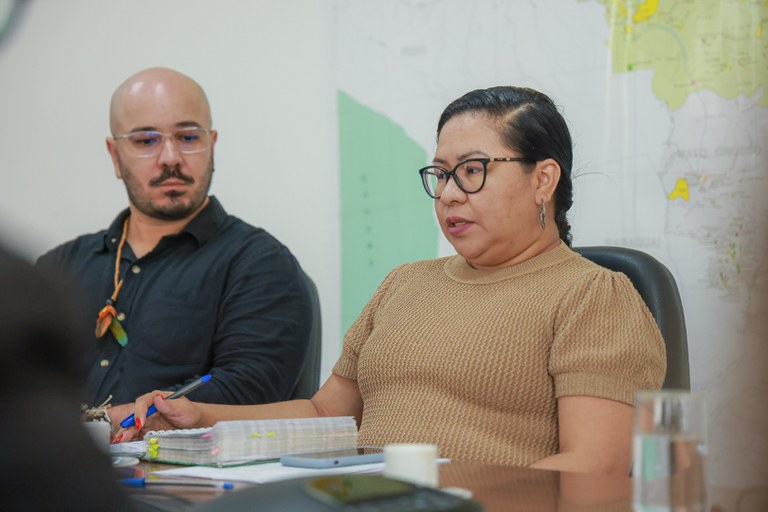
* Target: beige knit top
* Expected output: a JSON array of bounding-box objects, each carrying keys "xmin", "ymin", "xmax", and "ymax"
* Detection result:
[{"xmin": 333, "ymin": 243, "xmax": 666, "ymax": 466}]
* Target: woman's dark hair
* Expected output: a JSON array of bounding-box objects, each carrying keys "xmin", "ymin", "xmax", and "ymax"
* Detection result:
[{"xmin": 437, "ymin": 86, "xmax": 574, "ymax": 246}]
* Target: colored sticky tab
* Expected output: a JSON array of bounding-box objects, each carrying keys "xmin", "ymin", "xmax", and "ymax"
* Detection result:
[
  {"xmin": 251, "ymin": 433, "xmax": 262, "ymax": 438},
  {"xmin": 267, "ymin": 432, "xmax": 276, "ymax": 437},
  {"xmin": 147, "ymin": 438, "xmax": 160, "ymax": 458}
]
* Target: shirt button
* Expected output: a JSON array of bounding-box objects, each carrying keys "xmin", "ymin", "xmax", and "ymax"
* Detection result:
[
  {"xmin": 111, "ymin": 238, "xmax": 117, "ymax": 243},
  {"xmin": 99, "ymin": 359, "xmax": 110, "ymax": 368},
  {"xmin": 131, "ymin": 265, "xmax": 141, "ymax": 274},
  {"xmin": 117, "ymin": 312, "xmax": 126, "ymax": 321}
]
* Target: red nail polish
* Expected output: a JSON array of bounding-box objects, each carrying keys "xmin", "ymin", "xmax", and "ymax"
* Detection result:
[
  {"xmin": 135, "ymin": 418, "xmax": 142, "ymax": 430},
  {"xmin": 111, "ymin": 434, "xmax": 123, "ymax": 444},
  {"xmin": 155, "ymin": 394, "xmax": 165, "ymax": 401}
]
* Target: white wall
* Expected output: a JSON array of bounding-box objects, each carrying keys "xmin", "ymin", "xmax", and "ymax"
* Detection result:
[{"xmin": 0, "ymin": 0, "xmax": 342, "ymax": 378}]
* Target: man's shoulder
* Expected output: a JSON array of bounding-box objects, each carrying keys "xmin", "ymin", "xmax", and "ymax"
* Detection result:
[
  {"xmin": 216, "ymin": 215, "xmax": 290, "ymax": 252},
  {"xmin": 192, "ymin": 197, "xmax": 281, "ymax": 249},
  {"xmin": 221, "ymin": 214, "xmax": 267, "ymax": 236},
  {"xmin": 37, "ymin": 230, "xmax": 107, "ymax": 266},
  {"xmin": 203, "ymin": 215, "xmax": 304, "ymax": 274}
]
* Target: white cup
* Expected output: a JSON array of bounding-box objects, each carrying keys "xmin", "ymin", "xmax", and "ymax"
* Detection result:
[
  {"xmin": 383, "ymin": 443, "xmax": 438, "ymax": 488},
  {"xmin": 83, "ymin": 420, "xmax": 111, "ymax": 453}
]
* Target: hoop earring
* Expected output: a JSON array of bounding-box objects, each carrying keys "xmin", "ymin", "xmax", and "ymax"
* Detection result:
[{"xmin": 539, "ymin": 202, "xmax": 546, "ymax": 229}]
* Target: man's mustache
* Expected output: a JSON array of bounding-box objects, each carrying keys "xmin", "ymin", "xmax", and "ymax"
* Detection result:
[{"xmin": 150, "ymin": 165, "xmax": 195, "ymax": 187}]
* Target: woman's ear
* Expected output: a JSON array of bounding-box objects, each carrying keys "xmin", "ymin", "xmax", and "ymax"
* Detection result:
[{"xmin": 534, "ymin": 158, "xmax": 561, "ymax": 204}]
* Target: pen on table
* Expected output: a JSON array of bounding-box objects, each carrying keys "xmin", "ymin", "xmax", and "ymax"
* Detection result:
[
  {"xmin": 120, "ymin": 374, "xmax": 212, "ymax": 429},
  {"xmin": 119, "ymin": 477, "xmax": 234, "ymax": 490}
]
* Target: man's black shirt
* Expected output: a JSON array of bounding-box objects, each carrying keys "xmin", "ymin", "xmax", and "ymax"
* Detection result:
[{"xmin": 37, "ymin": 196, "xmax": 312, "ymax": 406}]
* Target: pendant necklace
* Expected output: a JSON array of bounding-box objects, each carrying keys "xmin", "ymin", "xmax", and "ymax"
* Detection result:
[{"xmin": 95, "ymin": 217, "xmax": 129, "ymax": 347}]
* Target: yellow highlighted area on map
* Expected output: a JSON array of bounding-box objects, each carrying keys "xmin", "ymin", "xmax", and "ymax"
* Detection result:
[
  {"xmin": 669, "ymin": 178, "xmax": 690, "ymax": 201},
  {"xmin": 598, "ymin": 0, "xmax": 768, "ymax": 109},
  {"xmin": 633, "ymin": 0, "xmax": 658, "ymax": 22}
]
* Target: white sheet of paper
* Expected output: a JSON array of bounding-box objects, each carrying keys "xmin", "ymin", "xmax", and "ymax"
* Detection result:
[
  {"xmin": 153, "ymin": 458, "xmax": 450, "ymax": 484},
  {"xmin": 153, "ymin": 460, "xmax": 385, "ymax": 483}
]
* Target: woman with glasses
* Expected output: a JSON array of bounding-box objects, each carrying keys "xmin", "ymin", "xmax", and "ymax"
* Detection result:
[{"xmin": 114, "ymin": 86, "xmax": 665, "ymax": 476}]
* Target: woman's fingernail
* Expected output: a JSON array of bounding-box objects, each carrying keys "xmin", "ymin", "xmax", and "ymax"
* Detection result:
[
  {"xmin": 111, "ymin": 434, "xmax": 123, "ymax": 444},
  {"xmin": 135, "ymin": 418, "xmax": 142, "ymax": 430},
  {"xmin": 155, "ymin": 394, "xmax": 165, "ymax": 401}
]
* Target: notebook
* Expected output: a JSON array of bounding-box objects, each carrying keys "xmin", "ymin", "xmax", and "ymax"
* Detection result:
[{"xmin": 142, "ymin": 416, "xmax": 358, "ymax": 467}]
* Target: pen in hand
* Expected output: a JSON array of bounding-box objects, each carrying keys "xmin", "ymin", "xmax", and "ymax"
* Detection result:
[{"xmin": 119, "ymin": 374, "xmax": 212, "ymax": 429}]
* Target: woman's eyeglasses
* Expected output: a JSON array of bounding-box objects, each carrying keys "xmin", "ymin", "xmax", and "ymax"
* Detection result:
[{"xmin": 418, "ymin": 157, "xmax": 531, "ymax": 199}]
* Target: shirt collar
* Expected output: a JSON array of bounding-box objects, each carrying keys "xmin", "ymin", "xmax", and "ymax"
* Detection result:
[
  {"xmin": 100, "ymin": 196, "xmax": 227, "ymax": 252},
  {"xmin": 102, "ymin": 208, "xmax": 131, "ymax": 253},
  {"xmin": 183, "ymin": 196, "xmax": 227, "ymax": 245}
]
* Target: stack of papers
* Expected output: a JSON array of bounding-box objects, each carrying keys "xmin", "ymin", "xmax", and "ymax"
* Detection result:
[
  {"xmin": 126, "ymin": 416, "xmax": 358, "ymax": 467},
  {"xmin": 110, "ymin": 440, "xmax": 147, "ymax": 458}
]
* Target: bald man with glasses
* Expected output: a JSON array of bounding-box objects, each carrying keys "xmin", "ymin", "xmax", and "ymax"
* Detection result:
[{"xmin": 37, "ymin": 68, "xmax": 312, "ymax": 421}]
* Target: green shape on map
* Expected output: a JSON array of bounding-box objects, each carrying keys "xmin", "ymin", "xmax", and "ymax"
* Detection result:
[
  {"xmin": 595, "ymin": 0, "xmax": 768, "ymax": 109},
  {"xmin": 338, "ymin": 91, "xmax": 438, "ymax": 336}
]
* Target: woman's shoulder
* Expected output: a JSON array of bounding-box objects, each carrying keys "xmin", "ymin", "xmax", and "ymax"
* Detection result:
[
  {"xmin": 558, "ymin": 245, "xmax": 631, "ymax": 281},
  {"xmin": 552, "ymin": 248, "xmax": 653, "ymax": 323},
  {"xmin": 383, "ymin": 247, "xmax": 636, "ymax": 292}
]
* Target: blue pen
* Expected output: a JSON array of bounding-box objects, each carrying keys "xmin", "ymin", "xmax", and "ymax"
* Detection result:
[
  {"xmin": 120, "ymin": 374, "xmax": 212, "ymax": 429},
  {"xmin": 120, "ymin": 477, "xmax": 234, "ymax": 490}
]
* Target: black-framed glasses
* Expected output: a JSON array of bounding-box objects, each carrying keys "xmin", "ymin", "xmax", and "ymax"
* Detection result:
[
  {"xmin": 112, "ymin": 127, "xmax": 214, "ymax": 158},
  {"xmin": 418, "ymin": 157, "xmax": 531, "ymax": 199}
]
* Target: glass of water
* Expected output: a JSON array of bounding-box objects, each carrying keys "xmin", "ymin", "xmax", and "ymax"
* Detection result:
[{"xmin": 632, "ymin": 390, "xmax": 707, "ymax": 512}]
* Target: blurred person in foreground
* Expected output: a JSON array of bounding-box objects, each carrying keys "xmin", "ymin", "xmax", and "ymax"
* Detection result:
[{"xmin": 0, "ymin": 244, "xmax": 127, "ymax": 511}]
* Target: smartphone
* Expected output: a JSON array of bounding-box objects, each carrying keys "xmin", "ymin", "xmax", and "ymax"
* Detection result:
[
  {"xmin": 304, "ymin": 474, "xmax": 483, "ymax": 511},
  {"xmin": 280, "ymin": 446, "xmax": 384, "ymax": 468}
]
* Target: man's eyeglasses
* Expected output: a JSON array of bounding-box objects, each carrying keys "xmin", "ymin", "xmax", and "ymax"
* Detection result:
[
  {"xmin": 112, "ymin": 127, "xmax": 214, "ymax": 158},
  {"xmin": 418, "ymin": 157, "xmax": 531, "ymax": 199}
]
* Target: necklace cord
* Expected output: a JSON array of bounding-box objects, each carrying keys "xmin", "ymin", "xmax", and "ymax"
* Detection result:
[{"xmin": 111, "ymin": 217, "xmax": 129, "ymax": 302}]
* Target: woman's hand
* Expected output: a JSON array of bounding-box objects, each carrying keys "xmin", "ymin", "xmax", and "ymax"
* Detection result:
[
  {"xmin": 108, "ymin": 390, "xmax": 203, "ymax": 443},
  {"xmin": 108, "ymin": 373, "xmax": 365, "ymax": 443}
]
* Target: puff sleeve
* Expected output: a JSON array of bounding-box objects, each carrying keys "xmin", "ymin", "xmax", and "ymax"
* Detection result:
[{"xmin": 549, "ymin": 269, "xmax": 667, "ymax": 405}]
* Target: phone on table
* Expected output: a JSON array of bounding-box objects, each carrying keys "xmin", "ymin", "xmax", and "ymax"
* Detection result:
[
  {"xmin": 304, "ymin": 474, "xmax": 483, "ymax": 511},
  {"xmin": 280, "ymin": 446, "xmax": 384, "ymax": 468}
]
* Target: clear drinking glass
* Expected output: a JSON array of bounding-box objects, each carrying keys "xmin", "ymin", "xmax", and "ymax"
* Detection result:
[{"xmin": 632, "ymin": 391, "xmax": 707, "ymax": 512}]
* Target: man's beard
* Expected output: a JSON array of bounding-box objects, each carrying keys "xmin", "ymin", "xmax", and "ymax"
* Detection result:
[{"xmin": 119, "ymin": 156, "xmax": 214, "ymax": 221}]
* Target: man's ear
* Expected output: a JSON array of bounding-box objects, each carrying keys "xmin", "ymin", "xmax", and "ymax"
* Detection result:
[
  {"xmin": 106, "ymin": 138, "xmax": 123, "ymax": 179},
  {"xmin": 209, "ymin": 130, "xmax": 218, "ymax": 158},
  {"xmin": 534, "ymin": 158, "xmax": 561, "ymax": 204}
]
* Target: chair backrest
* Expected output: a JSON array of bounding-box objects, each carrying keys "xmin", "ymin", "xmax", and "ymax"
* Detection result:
[
  {"xmin": 290, "ymin": 271, "xmax": 322, "ymax": 399},
  {"xmin": 573, "ymin": 246, "xmax": 690, "ymax": 390}
]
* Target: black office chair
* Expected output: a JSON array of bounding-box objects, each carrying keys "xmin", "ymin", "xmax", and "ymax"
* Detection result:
[
  {"xmin": 573, "ymin": 246, "xmax": 690, "ymax": 390},
  {"xmin": 290, "ymin": 271, "xmax": 322, "ymax": 400}
]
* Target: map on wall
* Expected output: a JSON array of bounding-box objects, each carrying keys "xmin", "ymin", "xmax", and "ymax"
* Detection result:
[{"xmin": 335, "ymin": 0, "xmax": 767, "ymax": 487}]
